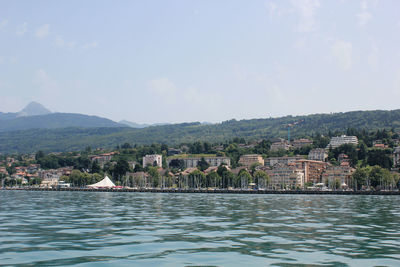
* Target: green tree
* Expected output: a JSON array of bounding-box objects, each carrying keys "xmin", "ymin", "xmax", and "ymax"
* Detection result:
[
  {"xmin": 188, "ymin": 169, "xmax": 206, "ymax": 188},
  {"xmin": 253, "ymin": 170, "xmax": 270, "ymax": 189},
  {"xmin": 238, "ymin": 169, "xmax": 252, "ymax": 189},
  {"xmin": 206, "ymin": 171, "xmax": 221, "ymax": 188},
  {"xmin": 369, "ymin": 165, "xmax": 393, "ymax": 189},
  {"xmin": 197, "ymin": 157, "xmax": 210, "ymax": 171},
  {"xmin": 367, "ymin": 149, "xmax": 392, "ymax": 169},
  {"xmin": 351, "ymin": 167, "xmax": 370, "ymax": 190},
  {"xmin": 147, "ymin": 166, "xmax": 160, "ymax": 187},
  {"xmin": 91, "ymin": 161, "xmax": 101, "ymax": 174},
  {"xmin": 115, "ymin": 158, "xmax": 130, "ymax": 180}
]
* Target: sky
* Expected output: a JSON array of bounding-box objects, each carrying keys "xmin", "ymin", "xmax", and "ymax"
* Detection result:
[{"xmin": 0, "ymin": 0, "xmax": 400, "ymax": 124}]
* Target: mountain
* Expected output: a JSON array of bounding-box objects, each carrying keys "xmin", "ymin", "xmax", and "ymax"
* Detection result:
[
  {"xmin": 0, "ymin": 113, "xmax": 125, "ymax": 132},
  {"xmin": 17, "ymin": 101, "xmax": 51, "ymax": 117},
  {"xmin": 119, "ymin": 120, "xmax": 149, "ymax": 128},
  {"xmin": 1, "ymin": 109, "xmax": 400, "ymax": 154},
  {"xmin": 0, "ymin": 102, "xmax": 125, "ymax": 132},
  {"xmin": 119, "ymin": 120, "xmax": 172, "ymax": 128}
]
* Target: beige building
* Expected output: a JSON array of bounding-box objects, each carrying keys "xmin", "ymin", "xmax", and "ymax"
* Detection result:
[
  {"xmin": 292, "ymin": 138, "xmax": 313, "ymax": 149},
  {"xmin": 270, "ymin": 141, "xmax": 291, "ymax": 151},
  {"xmin": 143, "ymin": 154, "xmax": 163, "ymax": 168},
  {"xmin": 322, "ymin": 165, "xmax": 354, "ymax": 188},
  {"xmin": 294, "ymin": 159, "xmax": 328, "ymax": 184},
  {"xmin": 266, "ymin": 164, "xmax": 305, "ymax": 189},
  {"xmin": 238, "ymin": 154, "xmax": 264, "ymax": 167}
]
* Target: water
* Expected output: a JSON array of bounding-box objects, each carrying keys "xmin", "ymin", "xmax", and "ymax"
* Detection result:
[{"xmin": 0, "ymin": 191, "xmax": 399, "ymax": 266}]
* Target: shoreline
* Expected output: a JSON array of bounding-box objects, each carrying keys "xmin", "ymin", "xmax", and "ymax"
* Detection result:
[{"xmin": 2, "ymin": 187, "xmax": 400, "ymax": 195}]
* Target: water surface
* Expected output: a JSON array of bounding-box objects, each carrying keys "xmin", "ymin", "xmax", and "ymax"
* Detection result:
[{"xmin": 0, "ymin": 191, "xmax": 399, "ymax": 266}]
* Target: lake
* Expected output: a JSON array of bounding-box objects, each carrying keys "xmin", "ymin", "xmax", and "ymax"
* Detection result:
[{"xmin": 0, "ymin": 191, "xmax": 399, "ymax": 266}]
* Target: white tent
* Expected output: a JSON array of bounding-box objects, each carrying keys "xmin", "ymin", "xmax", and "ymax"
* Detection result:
[{"xmin": 87, "ymin": 176, "xmax": 116, "ymax": 188}]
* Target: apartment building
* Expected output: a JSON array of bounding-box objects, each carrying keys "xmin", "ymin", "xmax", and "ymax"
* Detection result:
[
  {"xmin": 143, "ymin": 154, "xmax": 163, "ymax": 168},
  {"xmin": 308, "ymin": 148, "xmax": 328, "ymax": 162},
  {"xmin": 167, "ymin": 156, "xmax": 231, "ymax": 168},
  {"xmin": 265, "ymin": 156, "xmax": 304, "ymax": 167},
  {"xmin": 266, "ymin": 164, "xmax": 305, "ymax": 189},
  {"xmin": 326, "ymin": 135, "xmax": 358, "ymax": 149},
  {"xmin": 294, "ymin": 159, "xmax": 328, "ymax": 184},
  {"xmin": 238, "ymin": 154, "xmax": 264, "ymax": 168}
]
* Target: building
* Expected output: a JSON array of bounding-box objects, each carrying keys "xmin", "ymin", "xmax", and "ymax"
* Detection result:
[
  {"xmin": 308, "ymin": 148, "xmax": 328, "ymax": 162},
  {"xmin": 292, "ymin": 138, "xmax": 313, "ymax": 149},
  {"xmin": 90, "ymin": 152, "xmax": 116, "ymax": 168},
  {"xmin": 294, "ymin": 159, "xmax": 328, "ymax": 184},
  {"xmin": 266, "ymin": 164, "xmax": 305, "ymax": 189},
  {"xmin": 270, "ymin": 141, "xmax": 291, "ymax": 151},
  {"xmin": 393, "ymin": 147, "xmax": 400, "ymax": 167},
  {"xmin": 167, "ymin": 148, "xmax": 182, "ymax": 156},
  {"xmin": 321, "ymin": 165, "xmax": 354, "ymax": 188},
  {"xmin": 27, "ymin": 164, "xmax": 40, "ymax": 173},
  {"xmin": 238, "ymin": 154, "xmax": 264, "ymax": 168},
  {"xmin": 39, "ymin": 169, "xmax": 64, "ymax": 188},
  {"xmin": 265, "ymin": 156, "xmax": 304, "ymax": 167},
  {"xmin": 143, "ymin": 154, "xmax": 163, "ymax": 168},
  {"xmin": 326, "ymin": 135, "xmax": 358, "ymax": 149},
  {"xmin": 167, "ymin": 156, "xmax": 231, "ymax": 168},
  {"xmin": 338, "ymin": 153, "xmax": 350, "ymax": 164},
  {"xmin": 0, "ymin": 167, "xmax": 7, "ymax": 175}
]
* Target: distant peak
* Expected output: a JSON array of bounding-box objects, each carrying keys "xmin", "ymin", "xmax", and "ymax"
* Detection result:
[{"xmin": 18, "ymin": 101, "xmax": 51, "ymax": 117}]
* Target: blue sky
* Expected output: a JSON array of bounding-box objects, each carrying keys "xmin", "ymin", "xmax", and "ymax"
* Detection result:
[{"xmin": 0, "ymin": 0, "xmax": 399, "ymax": 124}]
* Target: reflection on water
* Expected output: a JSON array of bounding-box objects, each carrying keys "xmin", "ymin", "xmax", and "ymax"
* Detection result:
[{"xmin": 0, "ymin": 191, "xmax": 399, "ymax": 266}]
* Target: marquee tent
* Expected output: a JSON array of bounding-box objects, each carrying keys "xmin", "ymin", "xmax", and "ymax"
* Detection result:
[{"xmin": 87, "ymin": 176, "xmax": 116, "ymax": 188}]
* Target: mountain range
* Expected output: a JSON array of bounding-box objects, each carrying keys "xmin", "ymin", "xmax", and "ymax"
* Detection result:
[
  {"xmin": 0, "ymin": 102, "xmax": 155, "ymax": 132},
  {"xmin": 0, "ymin": 103, "xmax": 400, "ymax": 154}
]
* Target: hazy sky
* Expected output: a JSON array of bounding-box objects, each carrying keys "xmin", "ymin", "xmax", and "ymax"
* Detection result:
[{"xmin": 0, "ymin": 0, "xmax": 399, "ymax": 123}]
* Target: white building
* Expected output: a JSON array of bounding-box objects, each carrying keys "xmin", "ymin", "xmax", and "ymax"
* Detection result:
[
  {"xmin": 308, "ymin": 148, "xmax": 328, "ymax": 162},
  {"xmin": 143, "ymin": 154, "xmax": 163, "ymax": 168},
  {"xmin": 167, "ymin": 156, "xmax": 231, "ymax": 168},
  {"xmin": 326, "ymin": 135, "xmax": 358, "ymax": 149},
  {"xmin": 393, "ymin": 147, "xmax": 400, "ymax": 167}
]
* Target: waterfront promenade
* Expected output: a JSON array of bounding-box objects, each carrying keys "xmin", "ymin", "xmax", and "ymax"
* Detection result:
[{"xmin": 3, "ymin": 187, "xmax": 399, "ymax": 195}]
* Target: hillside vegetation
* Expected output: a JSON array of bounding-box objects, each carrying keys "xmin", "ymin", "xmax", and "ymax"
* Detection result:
[
  {"xmin": 0, "ymin": 113, "xmax": 124, "ymax": 132},
  {"xmin": 1, "ymin": 109, "xmax": 400, "ymax": 154}
]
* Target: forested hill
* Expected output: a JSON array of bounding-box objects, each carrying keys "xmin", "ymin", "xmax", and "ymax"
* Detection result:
[
  {"xmin": 0, "ymin": 113, "xmax": 124, "ymax": 132},
  {"xmin": 1, "ymin": 109, "xmax": 400, "ymax": 153}
]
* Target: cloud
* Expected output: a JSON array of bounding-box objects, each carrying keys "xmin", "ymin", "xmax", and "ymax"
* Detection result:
[
  {"xmin": 82, "ymin": 41, "xmax": 98, "ymax": 49},
  {"xmin": 331, "ymin": 40, "xmax": 352, "ymax": 71},
  {"xmin": 394, "ymin": 69, "xmax": 400, "ymax": 96},
  {"xmin": 54, "ymin": 36, "xmax": 76, "ymax": 49},
  {"xmin": 293, "ymin": 37, "xmax": 307, "ymax": 50},
  {"xmin": 34, "ymin": 69, "xmax": 59, "ymax": 93},
  {"xmin": 148, "ymin": 78, "xmax": 178, "ymax": 96},
  {"xmin": 265, "ymin": 1, "xmax": 286, "ymax": 17},
  {"xmin": 0, "ymin": 19, "xmax": 8, "ymax": 31},
  {"xmin": 356, "ymin": 11, "xmax": 371, "ymax": 27},
  {"xmin": 367, "ymin": 45, "xmax": 379, "ymax": 69},
  {"xmin": 356, "ymin": 0, "xmax": 378, "ymax": 27},
  {"xmin": 291, "ymin": 0, "xmax": 320, "ymax": 32},
  {"xmin": 35, "ymin": 24, "xmax": 50, "ymax": 38},
  {"xmin": 16, "ymin": 22, "xmax": 27, "ymax": 36}
]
